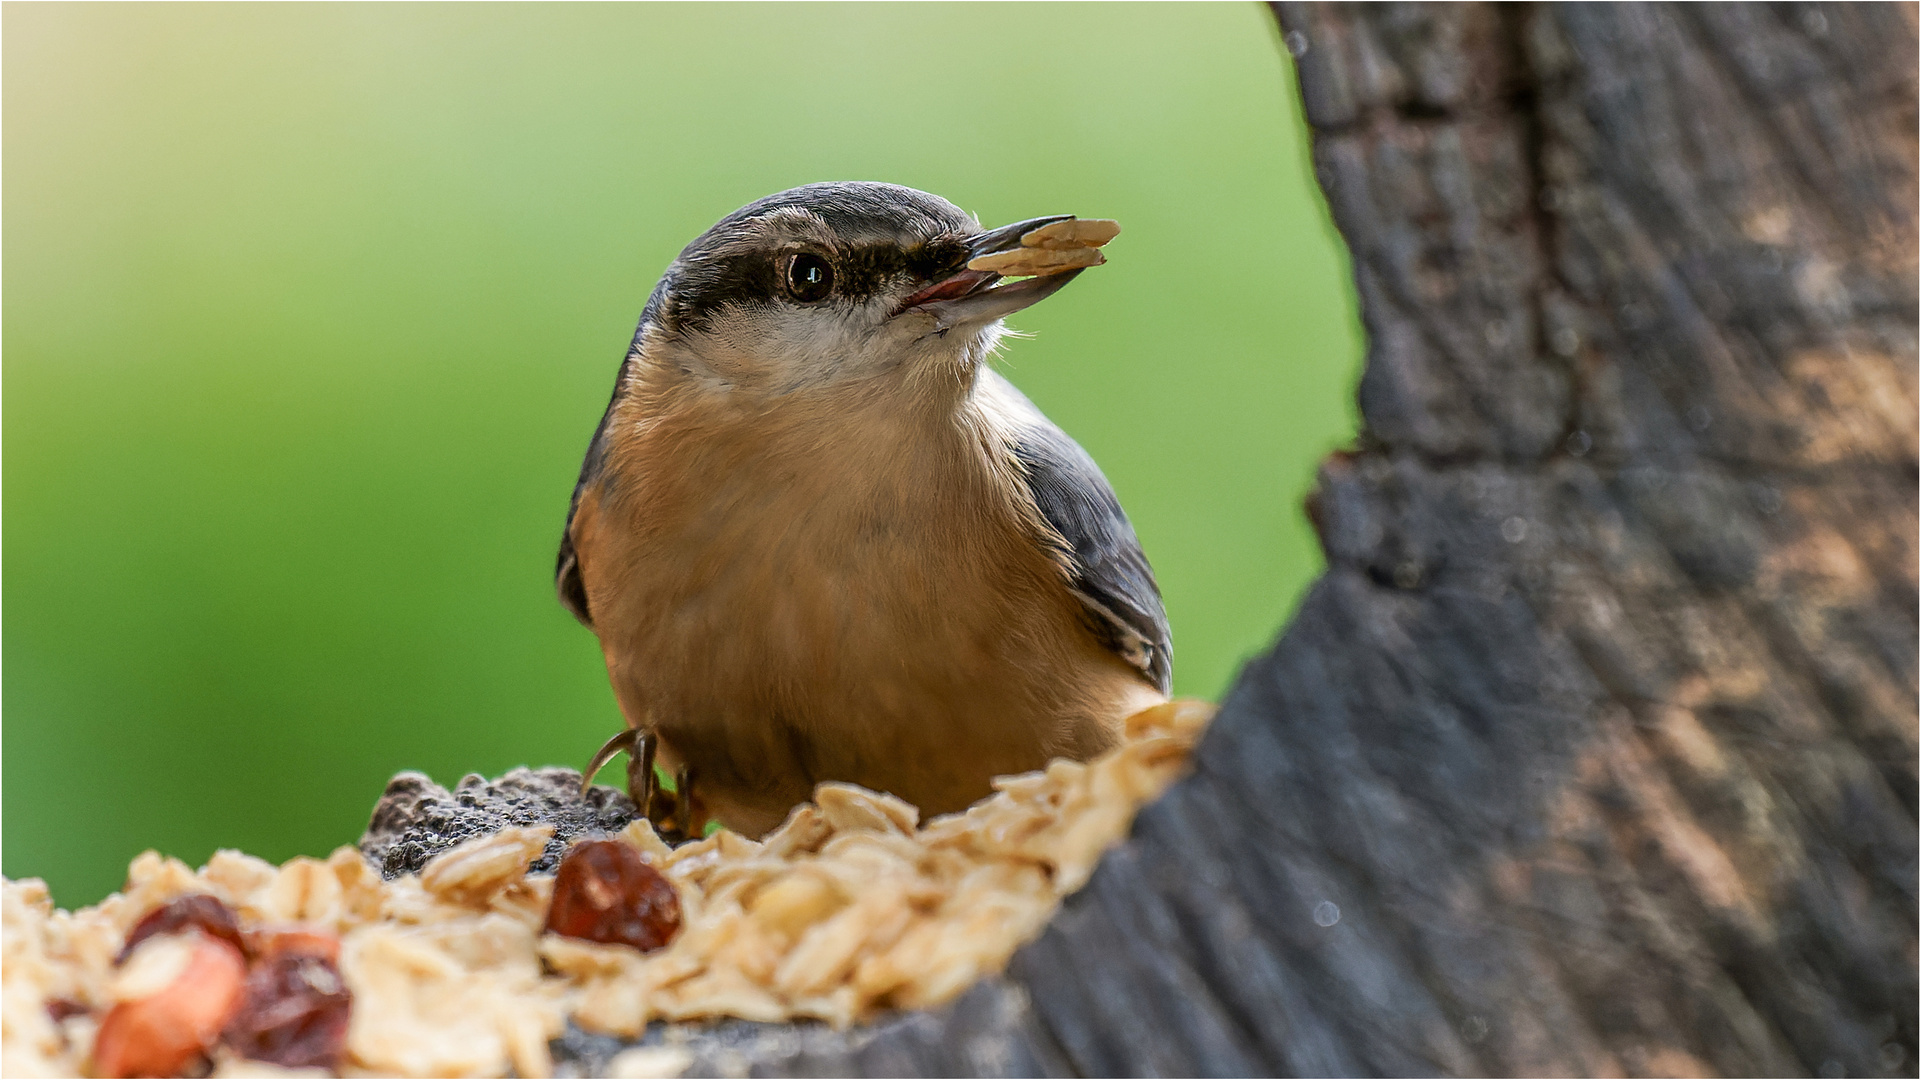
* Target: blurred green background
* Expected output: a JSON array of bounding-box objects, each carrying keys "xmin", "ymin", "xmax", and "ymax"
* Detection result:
[{"xmin": 3, "ymin": 2, "xmax": 1360, "ymax": 904}]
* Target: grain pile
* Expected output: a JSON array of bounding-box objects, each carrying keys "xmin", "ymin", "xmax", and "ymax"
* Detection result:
[{"xmin": 3, "ymin": 699, "xmax": 1212, "ymax": 1078}]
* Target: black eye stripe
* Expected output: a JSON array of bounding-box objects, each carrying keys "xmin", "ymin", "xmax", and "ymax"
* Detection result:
[
  {"xmin": 815, "ymin": 238, "xmax": 971, "ymax": 302},
  {"xmin": 669, "ymin": 234, "xmax": 979, "ymax": 329}
]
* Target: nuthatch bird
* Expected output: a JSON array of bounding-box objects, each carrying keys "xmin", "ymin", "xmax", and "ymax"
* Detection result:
[{"xmin": 559, "ymin": 182, "xmax": 1170, "ymax": 838}]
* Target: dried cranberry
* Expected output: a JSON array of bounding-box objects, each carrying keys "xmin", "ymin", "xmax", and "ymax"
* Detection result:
[
  {"xmin": 118, "ymin": 895, "xmax": 243, "ymax": 963},
  {"xmin": 544, "ymin": 838, "xmax": 681, "ymax": 952},
  {"xmin": 45, "ymin": 998, "xmax": 88, "ymax": 1022},
  {"xmin": 222, "ymin": 951, "xmax": 352, "ymax": 1070},
  {"xmin": 93, "ymin": 934, "xmax": 247, "ymax": 1079}
]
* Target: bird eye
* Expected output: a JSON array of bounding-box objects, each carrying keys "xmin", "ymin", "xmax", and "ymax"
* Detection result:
[{"xmin": 784, "ymin": 253, "xmax": 834, "ymax": 303}]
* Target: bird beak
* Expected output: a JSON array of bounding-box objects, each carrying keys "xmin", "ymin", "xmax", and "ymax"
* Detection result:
[{"xmin": 895, "ymin": 215, "xmax": 1086, "ymax": 328}]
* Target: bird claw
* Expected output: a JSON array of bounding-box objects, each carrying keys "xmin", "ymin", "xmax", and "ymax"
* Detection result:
[
  {"xmin": 580, "ymin": 728, "xmax": 639, "ymax": 795},
  {"xmin": 581, "ymin": 728, "xmax": 701, "ymax": 844},
  {"xmin": 646, "ymin": 763, "xmax": 701, "ymax": 845}
]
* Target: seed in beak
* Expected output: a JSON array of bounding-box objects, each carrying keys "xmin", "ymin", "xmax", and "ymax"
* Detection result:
[
  {"xmin": 1021, "ymin": 218, "xmax": 1121, "ymax": 250},
  {"xmin": 967, "ymin": 245, "xmax": 1105, "ymax": 277}
]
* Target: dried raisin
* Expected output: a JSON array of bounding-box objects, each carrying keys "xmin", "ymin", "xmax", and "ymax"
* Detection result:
[
  {"xmin": 544, "ymin": 838, "xmax": 681, "ymax": 952},
  {"xmin": 117, "ymin": 894, "xmax": 243, "ymax": 963},
  {"xmin": 223, "ymin": 949, "xmax": 352, "ymax": 1070}
]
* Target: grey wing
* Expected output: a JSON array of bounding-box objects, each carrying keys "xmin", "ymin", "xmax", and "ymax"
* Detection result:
[
  {"xmin": 988, "ymin": 371, "xmax": 1172, "ymax": 693},
  {"xmin": 555, "ymin": 355, "xmax": 638, "ymax": 628},
  {"xmin": 555, "ymin": 496, "xmax": 593, "ymax": 627},
  {"xmin": 558, "ymin": 287, "xmax": 669, "ymax": 627},
  {"xmin": 555, "ymin": 460, "xmax": 599, "ymax": 627}
]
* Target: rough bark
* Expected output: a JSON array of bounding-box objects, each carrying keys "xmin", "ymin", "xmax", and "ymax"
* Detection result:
[
  {"xmin": 1237, "ymin": 5, "xmax": 1920, "ymax": 1074},
  {"xmin": 387, "ymin": 5, "xmax": 1921, "ymax": 1075},
  {"xmin": 362, "ymin": 767, "xmax": 636, "ymax": 879}
]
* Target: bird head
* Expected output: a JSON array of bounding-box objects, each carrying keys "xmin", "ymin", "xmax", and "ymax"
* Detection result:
[{"xmin": 630, "ymin": 182, "xmax": 1093, "ymax": 398}]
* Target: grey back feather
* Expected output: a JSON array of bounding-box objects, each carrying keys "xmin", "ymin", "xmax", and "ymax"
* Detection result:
[{"xmin": 986, "ymin": 371, "xmax": 1173, "ymax": 694}]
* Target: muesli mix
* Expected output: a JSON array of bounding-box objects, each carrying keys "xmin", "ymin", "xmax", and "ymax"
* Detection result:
[{"xmin": 3, "ymin": 699, "xmax": 1212, "ymax": 1078}]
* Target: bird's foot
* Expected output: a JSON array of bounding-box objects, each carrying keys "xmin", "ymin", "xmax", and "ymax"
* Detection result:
[
  {"xmin": 646, "ymin": 765, "xmax": 701, "ymax": 845},
  {"xmin": 579, "ymin": 728, "xmax": 702, "ymax": 844}
]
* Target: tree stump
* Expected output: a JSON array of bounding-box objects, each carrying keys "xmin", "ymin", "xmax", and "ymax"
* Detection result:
[{"xmin": 525, "ymin": 5, "xmax": 1920, "ymax": 1074}]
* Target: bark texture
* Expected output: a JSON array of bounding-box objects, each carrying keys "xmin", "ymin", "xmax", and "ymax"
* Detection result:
[
  {"xmin": 363, "ymin": 767, "xmax": 636, "ymax": 879},
  {"xmin": 533, "ymin": 5, "xmax": 1921, "ymax": 1074}
]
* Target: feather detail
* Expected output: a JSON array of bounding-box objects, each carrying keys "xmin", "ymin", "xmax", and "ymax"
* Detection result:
[{"xmin": 981, "ymin": 370, "xmax": 1173, "ymax": 694}]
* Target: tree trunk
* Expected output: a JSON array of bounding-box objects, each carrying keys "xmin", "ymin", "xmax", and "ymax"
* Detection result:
[{"xmin": 552, "ymin": 5, "xmax": 1920, "ymax": 1074}]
